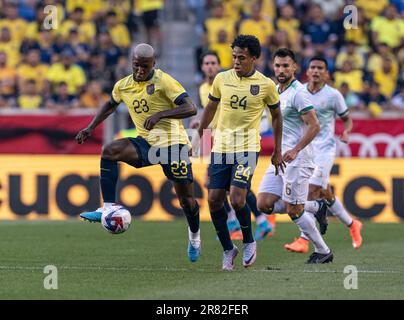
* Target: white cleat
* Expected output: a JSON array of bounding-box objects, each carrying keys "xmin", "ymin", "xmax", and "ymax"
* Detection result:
[
  {"xmin": 222, "ymin": 245, "xmax": 239, "ymax": 271},
  {"xmin": 242, "ymin": 241, "xmax": 257, "ymax": 268}
]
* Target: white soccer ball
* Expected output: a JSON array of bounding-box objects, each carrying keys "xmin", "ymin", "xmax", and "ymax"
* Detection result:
[{"xmin": 101, "ymin": 205, "xmax": 131, "ymax": 234}]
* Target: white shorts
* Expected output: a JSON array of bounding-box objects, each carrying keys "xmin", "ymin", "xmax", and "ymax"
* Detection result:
[
  {"xmin": 258, "ymin": 165, "xmax": 314, "ymax": 205},
  {"xmin": 308, "ymin": 153, "xmax": 335, "ymax": 189}
]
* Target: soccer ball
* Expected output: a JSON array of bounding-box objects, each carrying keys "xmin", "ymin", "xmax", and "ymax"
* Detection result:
[{"xmin": 101, "ymin": 205, "xmax": 131, "ymax": 234}]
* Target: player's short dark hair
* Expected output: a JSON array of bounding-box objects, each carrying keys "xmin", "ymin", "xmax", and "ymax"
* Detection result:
[
  {"xmin": 231, "ymin": 35, "xmax": 261, "ymax": 58},
  {"xmin": 273, "ymin": 48, "xmax": 296, "ymax": 62},
  {"xmin": 200, "ymin": 51, "xmax": 221, "ymax": 65},
  {"xmin": 309, "ymin": 55, "xmax": 328, "ymax": 68}
]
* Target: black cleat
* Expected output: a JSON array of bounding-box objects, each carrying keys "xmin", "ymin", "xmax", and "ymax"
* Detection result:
[
  {"xmin": 305, "ymin": 251, "xmax": 334, "ymax": 264},
  {"xmin": 314, "ymin": 199, "xmax": 328, "ymax": 235}
]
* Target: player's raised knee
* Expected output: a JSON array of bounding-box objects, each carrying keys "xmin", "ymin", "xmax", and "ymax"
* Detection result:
[
  {"xmin": 229, "ymin": 193, "xmax": 246, "ymax": 211},
  {"xmin": 101, "ymin": 140, "xmax": 128, "ymax": 160},
  {"xmin": 178, "ymin": 196, "xmax": 194, "ymax": 211}
]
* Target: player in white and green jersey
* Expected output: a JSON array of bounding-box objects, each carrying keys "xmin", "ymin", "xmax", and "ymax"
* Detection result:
[
  {"xmin": 285, "ymin": 56, "xmax": 363, "ymax": 253},
  {"xmin": 257, "ymin": 48, "xmax": 333, "ymax": 264}
]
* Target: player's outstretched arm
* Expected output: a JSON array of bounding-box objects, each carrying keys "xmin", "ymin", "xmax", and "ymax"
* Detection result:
[
  {"xmin": 283, "ymin": 110, "xmax": 320, "ymax": 163},
  {"xmin": 75, "ymin": 99, "xmax": 119, "ymax": 144},
  {"xmin": 143, "ymin": 96, "xmax": 197, "ymax": 130},
  {"xmin": 268, "ymin": 103, "xmax": 285, "ymax": 175}
]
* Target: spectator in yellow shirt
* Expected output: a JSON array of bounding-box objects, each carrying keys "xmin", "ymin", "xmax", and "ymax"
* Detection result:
[
  {"xmin": 239, "ymin": 2, "xmax": 274, "ymax": 47},
  {"xmin": 209, "ymin": 30, "xmax": 233, "ymax": 70},
  {"xmin": 18, "ymin": 79, "xmax": 43, "ymax": 110},
  {"xmin": 60, "ymin": 7, "xmax": 96, "ymax": 45},
  {"xmin": 371, "ymin": 4, "xmax": 404, "ymax": 49},
  {"xmin": 373, "ymin": 58, "xmax": 399, "ymax": 98},
  {"xmin": 80, "ymin": 81, "xmax": 109, "ymax": 109},
  {"xmin": 0, "ymin": 3, "xmax": 28, "ymax": 46},
  {"xmin": 17, "ymin": 49, "xmax": 49, "ymax": 94},
  {"xmin": 336, "ymin": 41, "xmax": 365, "ymax": 70},
  {"xmin": 344, "ymin": 7, "xmax": 369, "ymax": 49},
  {"xmin": 105, "ymin": 11, "xmax": 131, "ymax": 51},
  {"xmin": 0, "ymin": 27, "xmax": 20, "ymax": 67},
  {"xmin": 204, "ymin": 3, "xmax": 236, "ymax": 47},
  {"xmin": 355, "ymin": 0, "xmax": 389, "ymax": 20},
  {"xmin": 46, "ymin": 50, "xmax": 86, "ymax": 96},
  {"xmin": 276, "ymin": 4, "xmax": 301, "ymax": 49},
  {"xmin": 0, "ymin": 51, "xmax": 17, "ymax": 98},
  {"xmin": 137, "ymin": 0, "xmax": 164, "ymax": 56},
  {"xmin": 66, "ymin": 0, "xmax": 103, "ymax": 21},
  {"xmin": 367, "ymin": 43, "xmax": 398, "ymax": 74},
  {"xmin": 334, "ymin": 60, "xmax": 364, "ymax": 93}
]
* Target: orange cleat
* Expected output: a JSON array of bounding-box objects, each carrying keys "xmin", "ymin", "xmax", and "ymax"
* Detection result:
[
  {"xmin": 267, "ymin": 214, "xmax": 276, "ymax": 236},
  {"xmin": 349, "ymin": 219, "xmax": 363, "ymax": 249},
  {"xmin": 284, "ymin": 237, "xmax": 309, "ymax": 253},
  {"xmin": 230, "ymin": 230, "xmax": 243, "ymax": 240}
]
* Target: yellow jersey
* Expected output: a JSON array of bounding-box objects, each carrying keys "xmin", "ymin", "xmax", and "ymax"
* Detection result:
[
  {"xmin": 209, "ymin": 69, "xmax": 279, "ymax": 153},
  {"xmin": 112, "ymin": 69, "xmax": 190, "ymax": 148},
  {"xmin": 199, "ymin": 81, "xmax": 220, "ymax": 129}
]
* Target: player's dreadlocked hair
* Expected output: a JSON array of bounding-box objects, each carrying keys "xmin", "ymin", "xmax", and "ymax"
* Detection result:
[
  {"xmin": 231, "ymin": 35, "xmax": 261, "ymax": 58},
  {"xmin": 273, "ymin": 48, "xmax": 296, "ymax": 62}
]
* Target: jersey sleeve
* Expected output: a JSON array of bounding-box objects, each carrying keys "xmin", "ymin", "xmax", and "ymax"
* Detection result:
[
  {"xmin": 294, "ymin": 89, "xmax": 314, "ymax": 114},
  {"xmin": 111, "ymin": 80, "xmax": 122, "ymax": 104},
  {"xmin": 208, "ymin": 73, "xmax": 222, "ymax": 102},
  {"xmin": 334, "ymin": 89, "xmax": 349, "ymax": 118},
  {"xmin": 161, "ymin": 72, "xmax": 188, "ymax": 105},
  {"xmin": 264, "ymin": 78, "xmax": 280, "ymax": 108}
]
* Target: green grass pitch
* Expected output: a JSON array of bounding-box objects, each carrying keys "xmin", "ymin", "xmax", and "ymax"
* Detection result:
[{"xmin": 0, "ymin": 219, "xmax": 403, "ymax": 299}]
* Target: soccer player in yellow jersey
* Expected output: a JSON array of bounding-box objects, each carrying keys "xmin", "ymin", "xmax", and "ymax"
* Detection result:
[
  {"xmin": 76, "ymin": 44, "xmax": 202, "ymax": 263},
  {"xmin": 195, "ymin": 35, "xmax": 284, "ymax": 270}
]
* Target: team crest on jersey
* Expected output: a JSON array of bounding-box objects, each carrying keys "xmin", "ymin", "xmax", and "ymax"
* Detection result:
[
  {"xmin": 146, "ymin": 84, "xmax": 155, "ymax": 95},
  {"xmin": 250, "ymin": 85, "xmax": 260, "ymax": 95}
]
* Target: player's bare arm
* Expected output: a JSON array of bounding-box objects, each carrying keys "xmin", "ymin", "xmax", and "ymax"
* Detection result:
[
  {"xmin": 144, "ymin": 96, "xmax": 197, "ymax": 130},
  {"xmin": 283, "ymin": 110, "xmax": 320, "ymax": 163},
  {"xmin": 339, "ymin": 114, "xmax": 353, "ymax": 144},
  {"xmin": 75, "ymin": 99, "xmax": 119, "ymax": 144},
  {"xmin": 197, "ymin": 99, "xmax": 219, "ymax": 138},
  {"xmin": 268, "ymin": 103, "xmax": 285, "ymax": 175}
]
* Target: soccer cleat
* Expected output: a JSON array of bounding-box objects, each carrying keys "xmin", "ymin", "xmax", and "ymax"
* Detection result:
[
  {"xmin": 254, "ymin": 219, "xmax": 273, "ymax": 241},
  {"xmin": 305, "ymin": 250, "xmax": 334, "ymax": 264},
  {"xmin": 222, "ymin": 245, "xmax": 239, "ymax": 271},
  {"xmin": 284, "ymin": 237, "xmax": 309, "ymax": 253},
  {"xmin": 349, "ymin": 220, "xmax": 363, "ymax": 249},
  {"xmin": 242, "ymin": 241, "xmax": 257, "ymax": 268},
  {"xmin": 314, "ymin": 199, "xmax": 328, "ymax": 235},
  {"xmin": 230, "ymin": 229, "xmax": 243, "ymax": 240},
  {"xmin": 80, "ymin": 208, "xmax": 102, "ymax": 223},
  {"xmin": 187, "ymin": 240, "xmax": 201, "ymax": 262}
]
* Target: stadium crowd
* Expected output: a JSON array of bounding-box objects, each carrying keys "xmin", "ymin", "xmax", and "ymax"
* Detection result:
[
  {"xmin": 0, "ymin": 0, "xmax": 403, "ymax": 118},
  {"xmin": 0, "ymin": 0, "xmax": 164, "ymax": 112},
  {"xmin": 191, "ymin": 0, "xmax": 404, "ymax": 117}
]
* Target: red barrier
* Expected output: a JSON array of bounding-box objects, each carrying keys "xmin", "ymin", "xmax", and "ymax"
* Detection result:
[
  {"xmin": 0, "ymin": 115, "xmax": 103, "ymax": 154},
  {"xmin": 335, "ymin": 119, "xmax": 404, "ymax": 158}
]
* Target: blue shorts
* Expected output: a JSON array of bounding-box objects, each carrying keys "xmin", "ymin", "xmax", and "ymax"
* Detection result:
[
  {"xmin": 129, "ymin": 137, "xmax": 193, "ymax": 184},
  {"xmin": 208, "ymin": 152, "xmax": 259, "ymax": 190}
]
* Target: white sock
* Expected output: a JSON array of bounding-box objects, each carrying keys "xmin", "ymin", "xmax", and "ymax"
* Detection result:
[
  {"xmin": 227, "ymin": 209, "xmax": 236, "ymax": 222},
  {"xmin": 256, "ymin": 214, "xmax": 267, "ymax": 225},
  {"xmin": 304, "ymin": 200, "xmax": 319, "ymax": 214},
  {"xmin": 188, "ymin": 228, "xmax": 201, "ymax": 246},
  {"xmin": 294, "ymin": 212, "xmax": 330, "ymax": 254},
  {"xmin": 329, "ymin": 197, "xmax": 353, "ymax": 226},
  {"xmin": 272, "ymin": 200, "xmax": 286, "ymax": 213},
  {"xmin": 103, "ymin": 202, "xmax": 114, "ymax": 208}
]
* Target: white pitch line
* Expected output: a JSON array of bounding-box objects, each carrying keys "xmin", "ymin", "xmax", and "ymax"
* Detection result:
[{"xmin": 0, "ymin": 265, "xmax": 401, "ymax": 274}]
